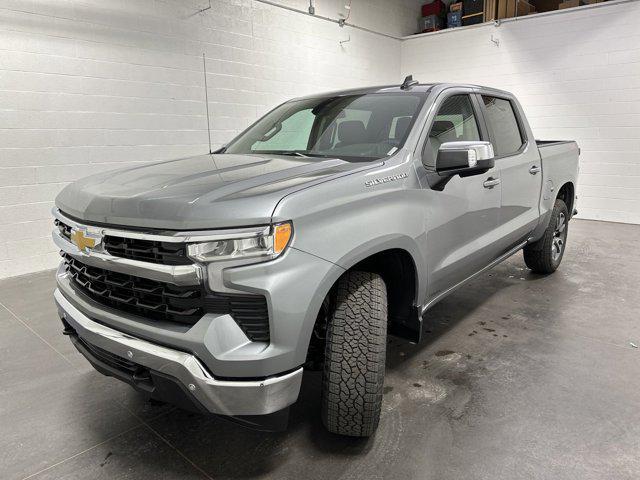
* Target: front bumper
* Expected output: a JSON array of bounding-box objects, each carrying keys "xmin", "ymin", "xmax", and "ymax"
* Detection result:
[{"xmin": 55, "ymin": 288, "xmax": 303, "ymax": 417}]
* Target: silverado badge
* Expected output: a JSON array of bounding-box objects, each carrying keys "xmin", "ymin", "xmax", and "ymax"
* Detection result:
[{"xmin": 365, "ymin": 172, "xmax": 408, "ymax": 188}]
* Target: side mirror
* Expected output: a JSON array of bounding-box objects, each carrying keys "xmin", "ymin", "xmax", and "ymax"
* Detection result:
[{"xmin": 436, "ymin": 141, "xmax": 495, "ymax": 177}]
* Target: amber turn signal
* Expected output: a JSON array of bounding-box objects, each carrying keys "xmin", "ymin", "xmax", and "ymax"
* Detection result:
[{"xmin": 274, "ymin": 223, "xmax": 292, "ymax": 254}]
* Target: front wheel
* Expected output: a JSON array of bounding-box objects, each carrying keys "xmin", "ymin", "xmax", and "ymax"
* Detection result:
[
  {"xmin": 321, "ymin": 271, "xmax": 387, "ymax": 437},
  {"xmin": 523, "ymin": 198, "xmax": 569, "ymax": 274}
]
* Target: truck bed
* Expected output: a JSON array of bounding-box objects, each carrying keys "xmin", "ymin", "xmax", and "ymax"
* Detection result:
[
  {"xmin": 535, "ymin": 140, "xmax": 576, "ymax": 147},
  {"xmin": 536, "ymin": 139, "xmax": 579, "ymax": 163},
  {"xmin": 536, "ymin": 139, "xmax": 580, "ymax": 219}
]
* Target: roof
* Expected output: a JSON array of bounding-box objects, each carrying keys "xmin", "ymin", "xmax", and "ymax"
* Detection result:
[
  {"xmin": 292, "ymin": 82, "xmax": 514, "ymax": 101},
  {"xmin": 293, "ymin": 84, "xmax": 435, "ymax": 100}
]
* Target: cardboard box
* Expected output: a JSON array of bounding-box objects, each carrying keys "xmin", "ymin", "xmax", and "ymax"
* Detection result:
[
  {"xmin": 558, "ymin": 0, "xmax": 583, "ymax": 8},
  {"xmin": 506, "ymin": 0, "xmax": 535, "ymax": 16},
  {"xmin": 498, "ymin": 0, "xmax": 535, "ymax": 18},
  {"xmin": 484, "ymin": 0, "xmax": 498, "ymax": 21},
  {"xmin": 450, "ymin": 2, "xmax": 463, "ymax": 11},
  {"xmin": 447, "ymin": 11, "xmax": 462, "ymax": 27},
  {"xmin": 531, "ymin": 0, "xmax": 562, "ymax": 13},
  {"xmin": 497, "ymin": 0, "xmax": 509, "ymax": 18}
]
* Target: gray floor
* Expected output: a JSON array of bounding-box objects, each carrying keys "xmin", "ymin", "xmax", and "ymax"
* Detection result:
[{"xmin": 1, "ymin": 218, "xmax": 639, "ymax": 480}]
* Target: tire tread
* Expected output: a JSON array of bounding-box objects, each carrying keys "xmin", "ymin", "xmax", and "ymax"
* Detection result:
[{"xmin": 321, "ymin": 271, "xmax": 387, "ymax": 437}]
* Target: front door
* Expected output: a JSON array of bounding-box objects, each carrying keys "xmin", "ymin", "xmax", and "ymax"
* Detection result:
[{"xmin": 418, "ymin": 92, "xmax": 504, "ymax": 301}]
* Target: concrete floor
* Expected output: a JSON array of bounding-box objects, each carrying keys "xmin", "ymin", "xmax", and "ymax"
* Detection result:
[{"xmin": 1, "ymin": 218, "xmax": 639, "ymax": 480}]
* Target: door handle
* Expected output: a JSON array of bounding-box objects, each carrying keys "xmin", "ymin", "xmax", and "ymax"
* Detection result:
[
  {"xmin": 529, "ymin": 165, "xmax": 541, "ymax": 175},
  {"xmin": 483, "ymin": 177, "xmax": 501, "ymax": 189}
]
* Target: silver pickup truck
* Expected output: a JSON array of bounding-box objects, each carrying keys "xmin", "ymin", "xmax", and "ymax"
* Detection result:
[{"xmin": 53, "ymin": 80, "xmax": 579, "ymax": 437}]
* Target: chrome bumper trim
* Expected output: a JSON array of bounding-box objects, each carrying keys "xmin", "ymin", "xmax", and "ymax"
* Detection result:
[
  {"xmin": 53, "ymin": 229, "xmax": 203, "ymax": 286},
  {"xmin": 55, "ymin": 289, "xmax": 302, "ymax": 416}
]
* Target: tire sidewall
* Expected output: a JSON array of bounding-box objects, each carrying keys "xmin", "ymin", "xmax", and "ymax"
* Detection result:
[{"xmin": 550, "ymin": 200, "xmax": 569, "ymax": 270}]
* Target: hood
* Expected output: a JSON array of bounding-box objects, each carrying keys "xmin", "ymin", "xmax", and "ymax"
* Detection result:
[{"xmin": 55, "ymin": 153, "xmax": 377, "ymax": 230}]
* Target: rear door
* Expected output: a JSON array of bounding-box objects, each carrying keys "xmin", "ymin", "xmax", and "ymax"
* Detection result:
[{"xmin": 478, "ymin": 94, "xmax": 543, "ymax": 247}]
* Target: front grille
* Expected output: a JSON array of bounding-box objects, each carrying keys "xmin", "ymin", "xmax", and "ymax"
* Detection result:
[
  {"xmin": 103, "ymin": 236, "xmax": 191, "ymax": 266},
  {"xmin": 55, "ymin": 215, "xmax": 190, "ymax": 265},
  {"xmin": 54, "ymin": 219, "xmax": 72, "ymax": 241},
  {"xmin": 64, "ymin": 254, "xmax": 205, "ymax": 324},
  {"xmin": 63, "ymin": 254, "xmax": 270, "ymax": 341}
]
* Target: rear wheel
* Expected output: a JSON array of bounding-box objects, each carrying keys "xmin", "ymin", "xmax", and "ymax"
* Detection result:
[
  {"xmin": 321, "ymin": 271, "xmax": 387, "ymax": 437},
  {"xmin": 523, "ymin": 199, "xmax": 569, "ymax": 274}
]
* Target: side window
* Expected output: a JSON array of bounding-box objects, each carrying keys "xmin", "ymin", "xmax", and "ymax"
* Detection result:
[
  {"xmin": 482, "ymin": 96, "xmax": 524, "ymax": 156},
  {"xmin": 425, "ymin": 94, "xmax": 480, "ymax": 166}
]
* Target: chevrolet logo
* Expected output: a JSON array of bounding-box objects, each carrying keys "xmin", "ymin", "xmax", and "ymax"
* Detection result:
[{"xmin": 70, "ymin": 228, "xmax": 101, "ymax": 253}]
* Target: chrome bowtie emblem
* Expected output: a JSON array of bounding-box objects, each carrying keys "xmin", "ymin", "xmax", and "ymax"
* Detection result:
[{"xmin": 70, "ymin": 228, "xmax": 102, "ymax": 253}]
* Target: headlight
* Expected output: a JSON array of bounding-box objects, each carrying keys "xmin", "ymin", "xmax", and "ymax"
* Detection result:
[{"xmin": 186, "ymin": 222, "xmax": 292, "ymax": 263}]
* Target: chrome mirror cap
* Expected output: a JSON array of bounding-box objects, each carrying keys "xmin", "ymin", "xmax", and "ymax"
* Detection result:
[{"xmin": 438, "ymin": 141, "xmax": 495, "ymax": 167}]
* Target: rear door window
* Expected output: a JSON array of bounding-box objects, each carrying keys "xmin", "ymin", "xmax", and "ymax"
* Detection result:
[{"xmin": 481, "ymin": 96, "xmax": 524, "ymax": 156}]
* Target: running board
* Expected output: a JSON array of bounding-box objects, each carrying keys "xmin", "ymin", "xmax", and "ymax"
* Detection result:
[{"xmin": 420, "ymin": 240, "xmax": 528, "ymax": 316}]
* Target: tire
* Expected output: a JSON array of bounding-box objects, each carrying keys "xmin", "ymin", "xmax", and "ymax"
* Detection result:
[
  {"xmin": 321, "ymin": 270, "xmax": 387, "ymax": 437},
  {"xmin": 523, "ymin": 199, "xmax": 569, "ymax": 274}
]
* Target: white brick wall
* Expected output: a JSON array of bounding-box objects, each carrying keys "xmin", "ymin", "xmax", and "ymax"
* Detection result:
[
  {"xmin": 402, "ymin": 0, "xmax": 640, "ymax": 225},
  {"xmin": 276, "ymin": 0, "xmax": 425, "ymax": 37},
  {"xmin": 2, "ymin": 0, "xmax": 639, "ymax": 280},
  {"xmin": 0, "ymin": 0, "xmax": 411, "ymax": 279}
]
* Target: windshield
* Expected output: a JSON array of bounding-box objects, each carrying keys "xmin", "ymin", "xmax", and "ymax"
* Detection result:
[{"xmin": 224, "ymin": 93, "xmax": 426, "ymax": 162}]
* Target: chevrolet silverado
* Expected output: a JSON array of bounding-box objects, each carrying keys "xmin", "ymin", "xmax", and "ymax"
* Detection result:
[{"xmin": 53, "ymin": 79, "xmax": 579, "ymax": 437}]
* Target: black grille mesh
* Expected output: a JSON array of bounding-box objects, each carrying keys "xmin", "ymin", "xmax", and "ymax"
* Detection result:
[
  {"xmin": 63, "ymin": 254, "xmax": 270, "ymax": 341},
  {"xmin": 205, "ymin": 293, "xmax": 270, "ymax": 342},
  {"xmin": 54, "ymin": 219, "xmax": 72, "ymax": 241},
  {"xmin": 103, "ymin": 236, "xmax": 191, "ymax": 266},
  {"xmin": 78, "ymin": 336, "xmax": 140, "ymax": 375},
  {"xmin": 64, "ymin": 254, "xmax": 204, "ymax": 324},
  {"xmin": 55, "ymin": 217, "xmax": 191, "ymax": 265}
]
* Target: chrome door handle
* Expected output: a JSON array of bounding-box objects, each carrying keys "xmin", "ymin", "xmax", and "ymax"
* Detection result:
[
  {"xmin": 529, "ymin": 165, "xmax": 541, "ymax": 175},
  {"xmin": 483, "ymin": 177, "xmax": 501, "ymax": 189}
]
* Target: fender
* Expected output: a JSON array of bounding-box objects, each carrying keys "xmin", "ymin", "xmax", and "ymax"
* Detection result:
[
  {"xmin": 334, "ymin": 233, "xmax": 425, "ymax": 296},
  {"xmin": 319, "ymin": 234, "xmax": 426, "ymax": 343}
]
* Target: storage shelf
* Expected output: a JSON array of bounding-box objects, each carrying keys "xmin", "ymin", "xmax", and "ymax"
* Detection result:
[{"xmin": 406, "ymin": 0, "xmax": 632, "ymax": 40}]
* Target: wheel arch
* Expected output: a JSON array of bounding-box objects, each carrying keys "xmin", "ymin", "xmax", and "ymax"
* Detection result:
[
  {"xmin": 335, "ymin": 235, "xmax": 425, "ymax": 334},
  {"xmin": 530, "ymin": 180, "xmax": 577, "ymax": 243},
  {"xmin": 346, "ymin": 247, "xmax": 421, "ymax": 342},
  {"xmin": 556, "ymin": 181, "xmax": 575, "ymax": 218},
  {"xmin": 304, "ymin": 238, "xmax": 425, "ymax": 369}
]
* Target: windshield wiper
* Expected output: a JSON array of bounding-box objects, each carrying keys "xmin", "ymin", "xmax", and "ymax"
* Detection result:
[
  {"xmin": 256, "ymin": 150, "xmax": 310, "ymax": 157},
  {"xmin": 281, "ymin": 151, "xmax": 339, "ymax": 159},
  {"xmin": 251, "ymin": 150, "xmax": 378, "ymax": 161}
]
